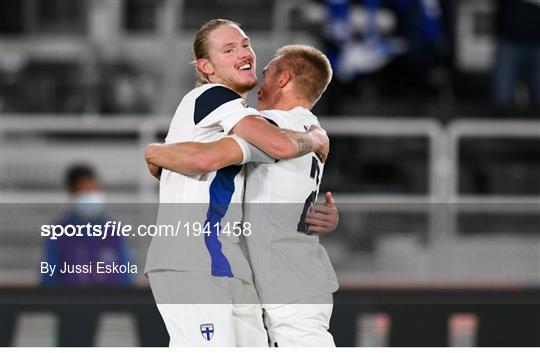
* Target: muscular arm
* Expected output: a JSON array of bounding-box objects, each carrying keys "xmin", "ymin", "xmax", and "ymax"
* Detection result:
[
  {"xmin": 145, "ymin": 138, "xmax": 243, "ymax": 177},
  {"xmin": 145, "ymin": 115, "xmax": 329, "ymax": 179},
  {"xmin": 231, "ymin": 115, "xmax": 329, "ymax": 162}
]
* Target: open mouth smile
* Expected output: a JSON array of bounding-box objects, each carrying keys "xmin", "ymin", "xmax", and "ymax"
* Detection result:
[{"xmin": 237, "ymin": 63, "xmax": 252, "ymax": 71}]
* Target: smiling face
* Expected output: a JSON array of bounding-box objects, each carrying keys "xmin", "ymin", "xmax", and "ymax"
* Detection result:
[{"xmin": 201, "ymin": 24, "xmax": 257, "ymax": 95}]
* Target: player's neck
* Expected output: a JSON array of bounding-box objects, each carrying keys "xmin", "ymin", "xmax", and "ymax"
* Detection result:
[
  {"xmin": 225, "ymin": 87, "xmax": 249, "ymax": 100},
  {"xmin": 234, "ymin": 90, "xmax": 249, "ymax": 100},
  {"xmin": 208, "ymin": 79, "xmax": 249, "ymax": 99},
  {"xmin": 271, "ymin": 98, "xmax": 312, "ymax": 111}
]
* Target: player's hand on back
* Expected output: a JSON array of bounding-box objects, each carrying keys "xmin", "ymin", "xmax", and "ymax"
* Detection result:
[
  {"xmin": 308, "ymin": 125, "xmax": 329, "ymax": 162},
  {"xmin": 306, "ymin": 192, "xmax": 339, "ymax": 235}
]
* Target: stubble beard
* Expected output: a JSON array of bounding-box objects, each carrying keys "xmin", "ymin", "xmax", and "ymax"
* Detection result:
[{"xmin": 228, "ymin": 79, "xmax": 257, "ymax": 96}]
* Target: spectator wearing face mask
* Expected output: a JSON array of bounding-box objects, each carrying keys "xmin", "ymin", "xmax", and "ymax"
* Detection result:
[{"xmin": 41, "ymin": 164, "xmax": 133, "ymax": 287}]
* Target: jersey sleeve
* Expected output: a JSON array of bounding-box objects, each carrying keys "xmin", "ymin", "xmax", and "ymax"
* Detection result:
[
  {"xmin": 226, "ymin": 135, "xmax": 275, "ymax": 165},
  {"xmin": 193, "ymin": 85, "xmax": 260, "ymax": 134}
]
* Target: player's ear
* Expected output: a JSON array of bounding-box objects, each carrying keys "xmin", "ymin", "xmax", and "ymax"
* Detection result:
[
  {"xmin": 196, "ymin": 59, "xmax": 214, "ymax": 76},
  {"xmin": 278, "ymin": 71, "xmax": 291, "ymax": 88}
]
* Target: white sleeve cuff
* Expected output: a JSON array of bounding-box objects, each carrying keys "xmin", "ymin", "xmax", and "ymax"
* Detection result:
[{"xmin": 226, "ymin": 135, "xmax": 275, "ymax": 165}]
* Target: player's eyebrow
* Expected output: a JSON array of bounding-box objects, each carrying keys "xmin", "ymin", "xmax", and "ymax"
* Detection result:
[
  {"xmin": 221, "ymin": 42, "xmax": 236, "ymax": 49},
  {"xmin": 221, "ymin": 37, "xmax": 250, "ymax": 50}
]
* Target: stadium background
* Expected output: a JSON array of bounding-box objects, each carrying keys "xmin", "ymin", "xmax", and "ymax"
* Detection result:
[{"xmin": 0, "ymin": 0, "xmax": 539, "ymax": 347}]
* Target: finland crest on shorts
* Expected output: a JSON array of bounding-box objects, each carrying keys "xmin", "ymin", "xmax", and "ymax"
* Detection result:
[{"xmin": 200, "ymin": 323, "xmax": 214, "ymax": 341}]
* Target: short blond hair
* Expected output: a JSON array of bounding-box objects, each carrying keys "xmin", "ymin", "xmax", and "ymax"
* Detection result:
[
  {"xmin": 275, "ymin": 45, "xmax": 333, "ymax": 104},
  {"xmin": 192, "ymin": 19, "xmax": 240, "ymax": 86}
]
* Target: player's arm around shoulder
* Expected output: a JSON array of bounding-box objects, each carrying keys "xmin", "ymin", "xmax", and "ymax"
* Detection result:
[{"xmin": 231, "ymin": 115, "xmax": 329, "ymax": 162}]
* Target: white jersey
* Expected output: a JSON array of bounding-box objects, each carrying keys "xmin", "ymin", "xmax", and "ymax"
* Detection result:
[
  {"xmin": 145, "ymin": 84, "xmax": 265, "ymax": 283},
  {"xmin": 243, "ymin": 107, "xmax": 339, "ymax": 304}
]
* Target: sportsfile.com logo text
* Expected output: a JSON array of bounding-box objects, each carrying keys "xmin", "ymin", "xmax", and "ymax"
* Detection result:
[{"xmin": 41, "ymin": 221, "xmax": 252, "ymax": 240}]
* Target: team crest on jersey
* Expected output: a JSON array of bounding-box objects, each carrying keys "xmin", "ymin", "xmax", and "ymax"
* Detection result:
[{"xmin": 200, "ymin": 323, "xmax": 214, "ymax": 341}]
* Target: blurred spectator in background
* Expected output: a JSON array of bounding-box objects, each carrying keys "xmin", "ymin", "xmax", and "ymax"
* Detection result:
[
  {"xmin": 41, "ymin": 164, "xmax": 133, "ymax": 346},
  {"xmin": 316, "ymin": 0, "xmax": 451, "ymax": 115},
  {"xmin": 492, "ymin": 0, "xmax": 540, "ymax": 115},
  {"xmin": 41, "ymin": 164, "xmax": 133, "ymax": 287},
  {"xmin": 324, "ymin": 0, "xmax": 406, "ymax": 82}
]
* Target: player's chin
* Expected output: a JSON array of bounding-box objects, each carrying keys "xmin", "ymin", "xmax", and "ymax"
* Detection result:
[
  {"xmin": 236, "ymin": 77, "xmax": 257, "ymax": 91},
  {"xmin": 237, "ymin": 69, "xmax": 256, "ymax": 80}
]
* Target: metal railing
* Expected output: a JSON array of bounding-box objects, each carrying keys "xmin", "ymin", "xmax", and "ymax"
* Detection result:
[
  {"xmin": 1, "ymin": 114, "xmax": 538, "ymax": 205},
  {"xmin": 1, "ymin": 115, "xmax": 539, "ymax": 285}
]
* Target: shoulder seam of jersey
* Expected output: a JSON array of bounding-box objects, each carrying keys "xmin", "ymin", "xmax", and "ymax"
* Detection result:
[{"xmin": 194, "ymin": 86, "xmax": 242, "ymax": 125}]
